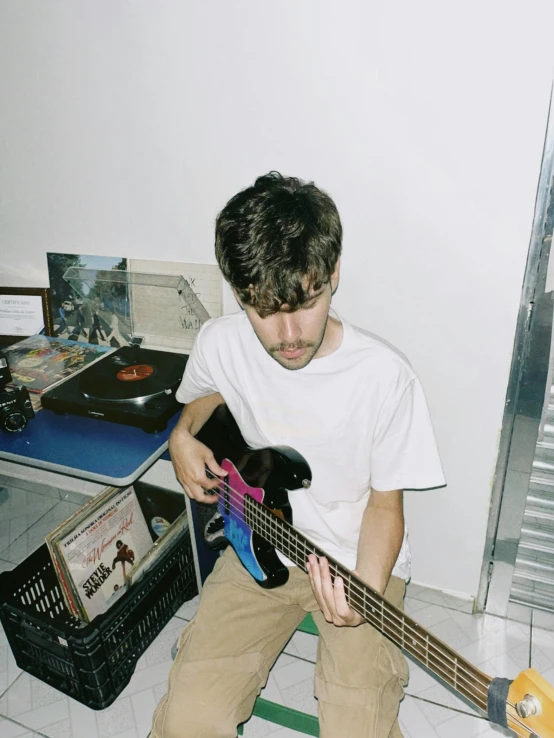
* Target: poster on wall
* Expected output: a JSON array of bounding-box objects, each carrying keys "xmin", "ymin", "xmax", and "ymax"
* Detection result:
[{"xmin": 46, "ymin": 252, "xmax": 222, "ymax": 353}]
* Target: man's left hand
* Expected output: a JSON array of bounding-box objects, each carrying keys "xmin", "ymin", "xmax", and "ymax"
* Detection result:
[{"xmin": 307, "ymin": 554, "xmax": 365, "ymax": 627}]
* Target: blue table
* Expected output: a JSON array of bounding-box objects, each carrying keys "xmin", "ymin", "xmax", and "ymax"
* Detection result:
[
  {"xmin": 0, "ymin": 408, "xmax": 179, "ymax": 486},
  {"xmin": 0, "ymin": 406, "xmax": 219, "ymax": 592}
]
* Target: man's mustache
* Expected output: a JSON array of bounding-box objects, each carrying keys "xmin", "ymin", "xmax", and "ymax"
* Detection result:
[{"xmin": 270, "ymin": 341, "xmax": 314, "ymax": 353}]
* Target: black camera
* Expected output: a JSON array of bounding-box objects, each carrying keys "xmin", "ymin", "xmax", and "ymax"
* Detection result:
[{"xmin": 0, "ymin": 352, "xmax": 35, "ymax": 432}]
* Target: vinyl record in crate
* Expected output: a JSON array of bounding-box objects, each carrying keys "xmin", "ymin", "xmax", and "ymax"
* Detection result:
[{"xmin": 79, "ymin": 347, "xmax": 183, "ymax": 404}]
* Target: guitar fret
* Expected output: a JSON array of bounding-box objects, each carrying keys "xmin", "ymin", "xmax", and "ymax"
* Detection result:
[
  {"xmin": 401, "ymin": 617, "xmax": 405, "ymax": 651},
  {"xmin": 426, "ymin": 634, "xmax": 430, "ymax": 670}
]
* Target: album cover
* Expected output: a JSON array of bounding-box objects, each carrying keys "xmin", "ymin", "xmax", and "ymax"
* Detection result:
[
  {"xmin": 46, "ymin": 485, "xmax": 154, "ymax": 622},
  {"xmin": 50, "ymin": 551, "xmax": 81, "ymax": 619},
  {"xmin": 4, "ymin": 335, "xmax": 114, "ymax": 394},
  {"xmin": 46, "ymin": 252, "xmax": 130, "ymax": 348}
]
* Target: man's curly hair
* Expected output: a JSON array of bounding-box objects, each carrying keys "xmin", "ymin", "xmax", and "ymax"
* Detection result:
[{"xmin": 215, "ymin": 172, "xmax": 342, "ymax": 316}]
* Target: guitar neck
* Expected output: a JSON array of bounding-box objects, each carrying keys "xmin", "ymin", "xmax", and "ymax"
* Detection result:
[{"xmin": 244, "ymin": 494, "xmax": 493, "ymax": 713}]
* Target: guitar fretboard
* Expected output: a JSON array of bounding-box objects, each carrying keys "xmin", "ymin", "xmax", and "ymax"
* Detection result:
[{"xmin": 242, "ymin": 493, "xmax": 493, "ymax": 713}]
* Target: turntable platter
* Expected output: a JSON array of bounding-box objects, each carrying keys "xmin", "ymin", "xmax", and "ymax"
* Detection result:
[{"xmin": 79, "ymin": 348, "xmax": 184, "ymax": 404}]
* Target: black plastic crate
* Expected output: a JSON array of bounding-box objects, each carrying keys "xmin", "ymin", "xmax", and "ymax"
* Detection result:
[{"xmin": 0, "ymin": 526, "xmax": 197, "ymax": 709}]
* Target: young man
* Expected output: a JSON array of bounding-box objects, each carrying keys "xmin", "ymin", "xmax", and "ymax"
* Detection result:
[{"xmin": 152, "ymin": 172, "xmax": 445, "ymax": 738}]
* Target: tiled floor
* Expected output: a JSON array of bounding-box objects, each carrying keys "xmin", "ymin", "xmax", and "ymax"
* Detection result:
[{"xmin": 0, "ymin": 478, "xmax": 551, "ymax": 737}]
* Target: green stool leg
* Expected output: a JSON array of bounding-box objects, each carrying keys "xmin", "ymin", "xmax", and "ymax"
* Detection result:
[
  {"xmin": 239, "ymin": 699, "xmax": 319, "ymax": 736},
  {"xmin": 297, "ymin": 611, "xmax": 318, "ymax": 635},
  {"xmin": 252, "ymin": 698, "xmax": 319, "ymax": 735}
]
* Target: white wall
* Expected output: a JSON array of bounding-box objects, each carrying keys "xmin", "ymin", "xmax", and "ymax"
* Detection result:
[{"xmin": 1, "ymin": 0, "xmax": 553, "ymax": 599}]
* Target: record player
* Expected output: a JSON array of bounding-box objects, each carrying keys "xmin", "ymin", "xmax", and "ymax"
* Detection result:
[{"xmin": 42, "ymin": 346, "xmax": 188, "ymax": 433}]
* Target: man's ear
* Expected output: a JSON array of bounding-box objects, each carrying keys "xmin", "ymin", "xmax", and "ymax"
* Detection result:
[{"xmin": 330, "ymin": 259, "xmax": 341, "ymax": 295}]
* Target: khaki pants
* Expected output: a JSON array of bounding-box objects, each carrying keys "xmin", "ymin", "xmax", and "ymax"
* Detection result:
[{"xmin": 152, "ymin": 547, "xmax": 408, "ymax": 738}]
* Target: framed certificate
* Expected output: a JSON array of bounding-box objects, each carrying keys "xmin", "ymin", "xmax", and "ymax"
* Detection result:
[{"xmin": 0, "ymin": 287, "xmax": 54, "ymax": 344}]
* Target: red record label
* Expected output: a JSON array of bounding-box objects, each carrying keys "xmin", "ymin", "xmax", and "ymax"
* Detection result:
[{"xmin": 116, "ymin": 364, "xmax": 155, "ymax": 382}]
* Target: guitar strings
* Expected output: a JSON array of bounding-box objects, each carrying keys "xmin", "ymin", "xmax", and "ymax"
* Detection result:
[
  {"xmin": 215, "ymin": 482, "xmax": 491, "ymax": 704},
  {"xmin": 211, "ymin": 479, "xmax": 493, "ymax": 709},
  {"xmin": 220, "ymin": 487, "xmax": 490, "ymax": 703},
  {"xmin": 505, "ymin": 706, "xmax": 546, "ymax": 738},
  {"xmin": 242, "ymin": 494, "xmax": 492, "ymax": 710}
]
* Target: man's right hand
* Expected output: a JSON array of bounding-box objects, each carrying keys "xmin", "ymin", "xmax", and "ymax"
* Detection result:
[{"xmin": 169, "ymin": 426, "xmax": 227, "ymax": 503}]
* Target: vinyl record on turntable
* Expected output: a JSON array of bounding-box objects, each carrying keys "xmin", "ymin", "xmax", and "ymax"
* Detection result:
[{"xmin": 79, "ymin": 350, "xmax": 180, "ymax": 404}]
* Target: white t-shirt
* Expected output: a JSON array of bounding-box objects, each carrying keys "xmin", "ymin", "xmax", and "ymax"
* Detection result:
[{"xmin": 176, "ymin": 310, "xmax": 445, "ymax": 579}]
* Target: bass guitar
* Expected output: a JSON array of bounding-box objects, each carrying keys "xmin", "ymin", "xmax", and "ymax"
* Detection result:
[{"xmin": 196, "ymin": 404, "xmax": 554, "ymax": 737}]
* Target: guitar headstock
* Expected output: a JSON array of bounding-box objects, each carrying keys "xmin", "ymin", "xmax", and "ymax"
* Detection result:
[{"xmin": 506, "ymin": 669, "xmax": 554, "ymax": 737}]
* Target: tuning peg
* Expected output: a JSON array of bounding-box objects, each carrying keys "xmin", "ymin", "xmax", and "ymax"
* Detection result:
[{"xmin": 515, "ymin": 693, "xmax": 541, "ymax": 718}]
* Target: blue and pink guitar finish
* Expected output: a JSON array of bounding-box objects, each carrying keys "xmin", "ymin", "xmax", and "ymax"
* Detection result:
[
  {"xmin": 216, "ymin": 453, "xmax": 312, "ymax": 587},
  {"xmin": 218, "ymin": 459, "xmax": 266, "ymax": 583},
  {"xmin": 197, "ymin": 404, "xmax": 312, "ymax": 589}
]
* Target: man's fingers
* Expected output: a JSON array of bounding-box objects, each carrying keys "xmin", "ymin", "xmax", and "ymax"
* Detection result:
[
  {"xmin": 206, "ymin": 455, "xmax": 228, "ymax": 479},
  {"xmin": 331, "ymin": 576, "xmax": 364, "ymax": 626},
  {"xmin": 169, "ymin": 435, "xmax": 226, "ymax": 490},
  {"xmin": 200, "ymin": 490, "xmax": 219, "ymax": 503},
  {"xmin": 182, "ymin": 480, "xmax": 220, "ymax": 504},
  {"xmin": 332, "ymin": 577, "xmax": 353, "ymax": 619},
  {"xmin": 307, "ymin": 555, "xmax": 333, "ymax": 622},
  {"xmin": 307, "ymin": 555, "xmax": 363, "ymax": 627},
  {"xmin": 203, "ymin": 462, "xmax": 227, "ymax": 489},
  {"xmin": 175, "ymin": 452, "xmax": 225, "ymax": 493},
  {"xmin": 318, "ymin": 557, "xmax": 340, "ymax": 615}
]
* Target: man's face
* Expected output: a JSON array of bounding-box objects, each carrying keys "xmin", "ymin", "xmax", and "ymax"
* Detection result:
[{"xmin": 240, "ymin": 266, "xmax": 340, "ymax": 371}]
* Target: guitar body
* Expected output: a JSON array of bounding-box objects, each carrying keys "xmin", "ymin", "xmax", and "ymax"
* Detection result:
[{"xmin": 196, "ymin": 404, "xmax": 312, "ymax": 587}]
